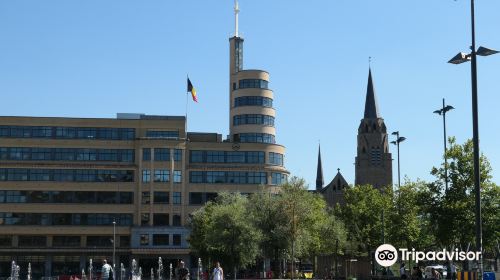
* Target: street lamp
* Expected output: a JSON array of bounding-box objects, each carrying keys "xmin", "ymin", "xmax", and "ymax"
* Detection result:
[
  {"xmin": 448, "ymin": 1, "xmax": 498, "ymax": 277},
  {"xmin": 433, "ymin": 99, "xmax": 454, "ymax": 192},
  {"xmin": 390, "ymin": 131, "xmax": 406, "ymax": 189},
  {"xmin": 113, "ymin": 219, "xmax": 116, "ymax": 276}
]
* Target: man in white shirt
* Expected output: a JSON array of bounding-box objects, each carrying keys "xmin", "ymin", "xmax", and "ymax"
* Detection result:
[
  {"xmin": 211, "ymin": 262, "xmax": 223, "ymax": 280},
  {"xmin": 101, "ymin": 259, "xmax": 112, "ymax": 280}
]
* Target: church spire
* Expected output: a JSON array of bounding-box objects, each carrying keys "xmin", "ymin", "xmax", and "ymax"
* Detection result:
[
  {"xmin": 364, "ymin": 68, "xmax": 380, "ymax": 119},
  {"xmin": 316, "ymin": 143, "xmax": 324, "ymax": 191}
]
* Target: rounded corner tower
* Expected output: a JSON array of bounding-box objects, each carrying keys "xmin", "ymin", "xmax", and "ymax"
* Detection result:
[{"xmin": 228, "ymin": 5, "xmax": 276, "ymax": 145}]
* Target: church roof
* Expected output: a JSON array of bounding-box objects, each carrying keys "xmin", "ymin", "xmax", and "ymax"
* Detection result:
[
  {"xmin": 320, "ymin": 169, "xmax": 349, "ymax": 193},
  {"xmin": 364, "ymin": 68, "xmax": 381, "ymax": 119}
]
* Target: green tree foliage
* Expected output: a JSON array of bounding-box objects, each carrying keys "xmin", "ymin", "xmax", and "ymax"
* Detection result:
[
  {"xmin": 388, "ymin": 180, "xmax": 435, "ymax": 249},
  {"xmin": 188, "ymin": 192, "xmax": 261, "ymax": 274},
  {"xmin": 189, "ymin": 177, "xmax": 347, "ymax": 276},
  {"xmin": 425, "ymin": 137, "xmax": 499, "ymax": 253},
  {"xmin": 336, "ymin": 184, "xmax": 391, "ymax": 255},
  {"xmin": 275, "ymin": 177, "xmax": 340, "ymax": 259}
]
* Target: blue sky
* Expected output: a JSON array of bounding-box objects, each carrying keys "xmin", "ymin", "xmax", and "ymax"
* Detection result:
[{"xmin": 1, "ymin": 0, "xmax": 499, "ymax": 188}]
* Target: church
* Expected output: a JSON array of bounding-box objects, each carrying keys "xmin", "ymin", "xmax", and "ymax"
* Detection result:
[{"xmin": 316, "ymin": 69, "xmax": 393, "ymax": 207}]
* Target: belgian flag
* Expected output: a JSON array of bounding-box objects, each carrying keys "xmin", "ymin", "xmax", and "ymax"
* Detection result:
[{"xmin": 187, "ymin": 78, "xmax": 198, "ymax": 103}]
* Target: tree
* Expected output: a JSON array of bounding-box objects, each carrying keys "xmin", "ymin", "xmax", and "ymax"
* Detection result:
[
  {"xmin": 247, "ymin": 188, "xmax": 288, "ymax": 262},
  {"xmin": 388, "ymin": 180, "xmax": 435, "ymax": 250},
  {"xmin": 188, "ymin": 192, "xmax": 261, "ymax": 278},
  {"xmin": 427, "ymin": 137, "xmax": 499, "ymax": 254},
  {"xmin": 337, "ymin": 184, "xmax": 391, "ymax": 256},
  {"xmin": 273, "ymin": 177, "xmax": 331, "ymax": 280}
]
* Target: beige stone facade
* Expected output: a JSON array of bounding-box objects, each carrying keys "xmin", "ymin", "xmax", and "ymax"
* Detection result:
[{"xmin": 0, "ymin": 32, "xmax": 287, "ymax": 278}]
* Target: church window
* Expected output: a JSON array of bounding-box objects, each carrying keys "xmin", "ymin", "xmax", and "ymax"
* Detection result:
[{"xmin": 370, "ymin": 148, "xmax": 382, "ymax": 165}]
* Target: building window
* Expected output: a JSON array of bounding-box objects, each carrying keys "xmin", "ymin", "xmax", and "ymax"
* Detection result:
[
  {"xmin": 153, "ymin": 192, "xmax": 169, "ymax": 204},
  {"xmin": 141, "ymin": 213, "xmax": 150, "ymax": 226},
  {"xmin": 188, "ymin": 151, "xmax": 264, "ymax": 164},
  {"xmin": 0, "ymin": 236, "xmax": 12, "ymax": 247},
  {"xmin": 206, "ymin": 171, "xmax": 225, "ymax": 183},
  {"xmin": 370, "ymin": 148, "xmax": 382, "ymax": 165},
  {"xmin": 190, "ymin": 151, "xmax": 203, "ymax": 163},
  {"xmin": 206, "ymin": 151, "xmax": 224, "ymax": 163},
  {"xmin": 173, "ymin": 170, "xmax": 182, "ymax": 183},
  {"xmin": 172, "ymin": 214, "xmax": 182, "ymax": 226},
  {"xmin": 226, "ymin": 152, "xmax": 245, "ymax": 163},
  {"xmin": 153, "ymin": 214, "xmax": 169, "ymax": 226},
  {"xmin": 154, "ymin": 170, "xmax": 169, "ymax": 182},
  {"xmin": 18, "ymin": 236, "xmax": 47, "ymax": 247},
  {"xmin": 141, "ymin": 192, "xmax": 151, "ymax": 204},
  {"xmin": 146, "ymin": 131, "xmax": 179, "ymax": 139},
  {"xmin": 153, "ymin": 234, "xmax": 169, "ymax": 246},
  {"xmin": 142, "ymin": 148, "xmax": 151, "ymax": 161},
  {"xmin": 189, "ymin": 171, "xmax": 267, "ymax": 184},
  {"xmin": 272, "ymin": 173, "xmax": 287, "ymax": 185},
  {"xmin": 0, "ymin": 126, "xmax": 135, "ymax": 140},
  {"xmin": 189, "ymin": 171, "xmax": 203, "ymax": 183},
  {"xmin": 154, "ymin": 148, "xmax": 169, "ymax": 161},
  {"xmin": 246, "ymin": 151, "xmax": 265, "ymax": 163},
  {"xmin": 53, "ymin": 236, "xmax": 81, "ymax": 247},
  {"xmin": 119, "ymin": 236, "xmax": 130, "ymax": 247},
  {"xmin": 247, "ymin": 172, "xmax": 267, "ymax": 184},
  {"xmin": 269, "ymin": 152, "xmax": 284, "ymax": 166},
  {"xmin": 233, "ymin": 114, "xmax": 274, "ymax": 127},
  {"xmin": 0, "ymin": 168, "xmax": 133, "ymax": 182},
  {"xmin": 142, "ymin": 170, "xmax": 151, "ymax": 183},
  {"xmin": 238, "ymin": 79, "xmax": 268, "ymax": 89},
  {"xmin": 140, "ymin": 234, "xmax": 149, "ymax": 246},
  {"xmin": 237, "ymin": 133, "xmax": 275, "ymax": 144},
  {"xmin": 189, "ymin": 192, "xmax": 203, "ymax": 205},
  {"xmin": 172, "ymin": 234, "xmax": 182, "ymax": 246},
  {"xmin": 173, "ymin": 192, "xmax": 182, "ymax": 205},
  {"xmin": 234, "ymin": 96, "xmax": 273, "ymax": 108}
]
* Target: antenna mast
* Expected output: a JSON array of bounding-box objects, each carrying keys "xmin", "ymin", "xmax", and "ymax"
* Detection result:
[{"xmin": 234, "ymin": 0, "xmax": 240, "ymax": 37}]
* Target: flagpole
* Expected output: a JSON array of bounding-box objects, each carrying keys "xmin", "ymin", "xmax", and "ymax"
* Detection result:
[{"xmin": 185, "ymin": 75, "xmax": 189, "ymax": 140}]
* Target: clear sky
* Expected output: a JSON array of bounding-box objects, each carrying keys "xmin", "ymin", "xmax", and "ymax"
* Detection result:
[{"xmin": 1, "ymin": 0, "xmax": 499, "ymax": 188}]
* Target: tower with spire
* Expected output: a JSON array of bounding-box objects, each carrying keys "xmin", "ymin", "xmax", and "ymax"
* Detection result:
[
  {"xmin": 228, "ymin": 0, "xmax": 277, "ymax": 144},
  {"xmin": 354, "ymin": 68, "xmax": 392, "ymax": 188},
  {"xmin": 316, "ymin": 144, "xmax": 324, "ymax": 191}
]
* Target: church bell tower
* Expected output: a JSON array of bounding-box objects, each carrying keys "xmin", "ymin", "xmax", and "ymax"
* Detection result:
[{"xmin": 354, "ymin": 69, "xmax": 393, "ymax": 188}]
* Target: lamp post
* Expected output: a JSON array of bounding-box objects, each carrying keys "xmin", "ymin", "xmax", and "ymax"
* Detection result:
[
  {"xmin": 433, "ymin": 99, "xmax": 454, "ymax": 192},
  {"xmin": 448, "ymin": 1, "xmax": 498, "ymax": 277},
  {"xmin": 390, "ymin": 131, "xmax": 406, "ymax": 189},
  {"xmin": 113, "ymin": 219, "xmax": 116, "ymax": 276}
]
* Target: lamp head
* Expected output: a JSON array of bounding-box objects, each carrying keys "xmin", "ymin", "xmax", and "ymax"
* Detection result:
[
  {"xmin": 477, "ymin": 46, "xmax": 499, "ymax": 57},
  {"xmin": 433, "ymin": 109, "xmax": 442, "ymax": 115},
  {"xmin": 448, "ymin": 52, "xmax": 470, "ymax": 64},
  {"xmin": 444, "ymin": 105, "xmax": 455, "ymax": 112},
  {"xmin": 391, "ymin": 131, "xmax": 399, "ymax": 136},
  {"xmin": 399, "ymin": 137, "xmax": 406, "ymax": 143},
  {"xmin": 390, "ymin": 141, "xmax": 397, "ymax": 145}
]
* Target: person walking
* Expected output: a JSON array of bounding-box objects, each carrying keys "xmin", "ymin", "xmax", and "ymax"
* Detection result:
[
  {"xmin": 211, "ymin": 262, "xmax": 223, "ymax": 280},
  {"xmin": 178, "ymin": 261, "xmax": 190, "ymax": 280},
  {"xmin": 431, "ymin": 268, "xmax": 441, "ymax": 280},
  {"xmin": 101, "ymin": 259, "xmax": 113, "ymax": 280},
  {"xmin": 400, "ymin": 263, "xmax": 407, "ymax": 279}
]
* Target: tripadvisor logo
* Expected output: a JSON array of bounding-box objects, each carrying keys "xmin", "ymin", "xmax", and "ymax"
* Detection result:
[
  {"xmin": 375, "ymin": 244, "xmax": 398, "ymax": 267},
  {"xmin": 375, "ymin": 244, "xmax": 482, "ymax": 267}
]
